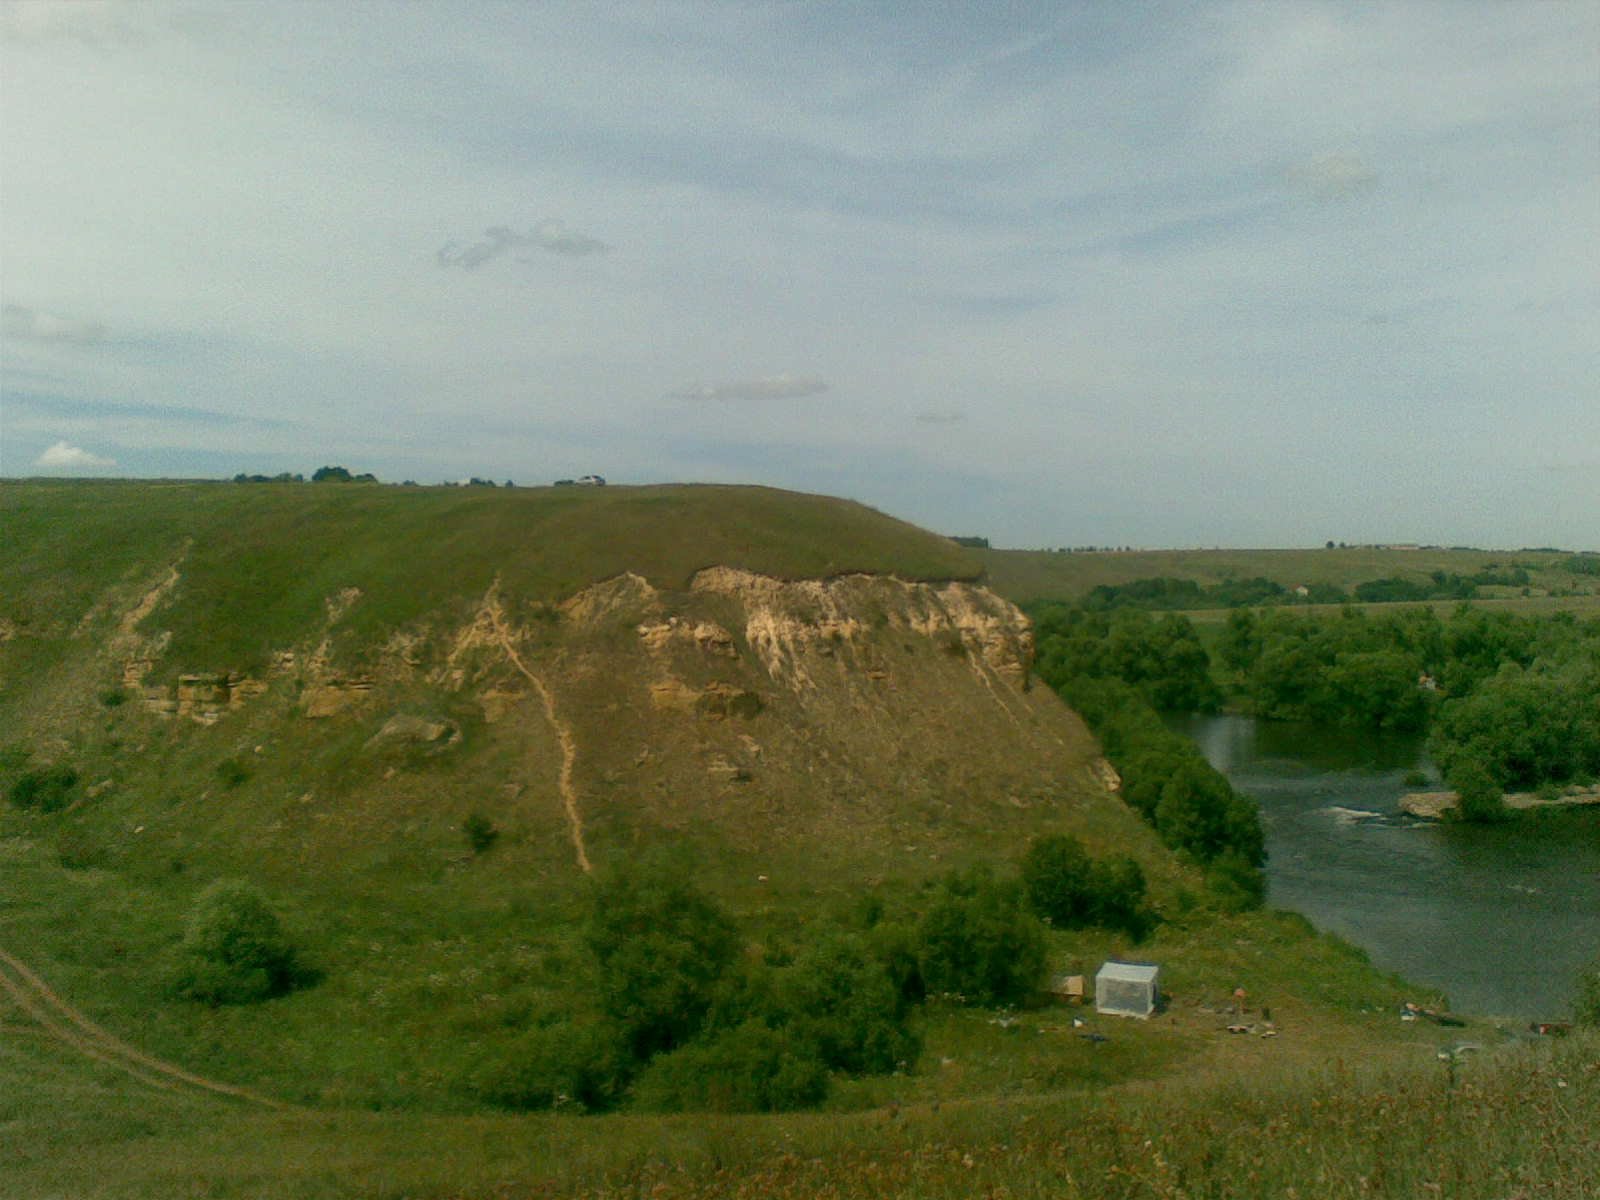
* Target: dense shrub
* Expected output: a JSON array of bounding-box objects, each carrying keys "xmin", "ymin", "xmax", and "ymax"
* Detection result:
[
  {"xmin": 768, "ymin": 933, "xmax": 919, "ymax": 1075},
  {"xmin": 916, "ymin": 868, "xmax": 1047, "ymax": 1006},
  {"xmin": 214, "ymin": 757, "xmax": 251, "ymax": 788},
  {"xmin": 1088, "ymin": 853, "xmax": 1154, "ymax": 938},
  {"xmin": 1020, "ymin": 834, "xmax": 1096, "ymax": 928},
  {"xmin": 479, "ymin": 1016, "xmax": 632, "ymax": 1112},
  {"xmin": 8, "ymin": 765, "xmax": 79, "ymax": 813},
  {"xmin": 1205, "ymin": 851, "xmax": 1268, "ymax": 912},
  {"xmin": 1047, "ymin": 675, "xmax": 1266, "ymax": 888},
  {"xmin": 1034, "ymin": 607, "xmax": 1219, "ymax": 712},
  {"xmin": 171, "ymin": 879, "xmax": 306, "ymax": 1005},
  {"xmin": 462, "ymin": 812, "xmax": 499, "ymax": 855},
  {"xmin": 1447, "ymin": 757, "xmax": 1509, "ymax": 824},
  {"xmin": 1430, "ymin": 661, "xmax": 1600, "ymax": 791},
  {"xmin": 586, "ymin": 863, "xmax": 741, "ymax": 1059},
  {"xmin": 1020, "ymin": 836, "xmax": 1154, "ymax": 937},
  {"xmin": 631, "ymin": 1020, "xmax": 828, "ymax": 1113}
]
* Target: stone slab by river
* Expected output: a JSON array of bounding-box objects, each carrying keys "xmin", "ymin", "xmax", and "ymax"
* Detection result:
[{"xmin": 1169, "ymin": 713, "xmax": 1600, "ymax": 1021}]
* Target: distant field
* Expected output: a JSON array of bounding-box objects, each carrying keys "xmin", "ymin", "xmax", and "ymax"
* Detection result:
[
  {"xmin": 978, "ymin": 545, "xmax": 1596, "ymax": 607},
  {"xmin": 1179, "ymin": 592, "xmax": 1600, "ymax": 625}
]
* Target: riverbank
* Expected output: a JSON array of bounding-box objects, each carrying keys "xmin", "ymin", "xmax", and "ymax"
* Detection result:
[{"xmin": 1399, "ymin": 785, "xmax": 1600, "ymax": 820}]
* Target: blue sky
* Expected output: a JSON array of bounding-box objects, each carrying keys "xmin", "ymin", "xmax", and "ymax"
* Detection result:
[{"xmin": 2, "ymin": 1, "xmax": 1596, "ymax": 549}]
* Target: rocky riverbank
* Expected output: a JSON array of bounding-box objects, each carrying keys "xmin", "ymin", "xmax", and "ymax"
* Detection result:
[{"xmin": 1400, "ymin": 785, "xmax": 1600, "ymax": 820}]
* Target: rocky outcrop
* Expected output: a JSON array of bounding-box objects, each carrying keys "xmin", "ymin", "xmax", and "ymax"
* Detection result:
[
  {"xmin": 685, "ymin": 568, "xmax": 1034, "ymax": 691},
  {"xmin": 365, "ymin": 713, "xmax": 460, "ymax": 754}
]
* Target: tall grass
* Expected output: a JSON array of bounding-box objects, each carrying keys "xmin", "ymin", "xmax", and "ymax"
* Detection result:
[{"xmin": 5, "ymin": 1030, "xmax": 1595, "ymax": 1198}]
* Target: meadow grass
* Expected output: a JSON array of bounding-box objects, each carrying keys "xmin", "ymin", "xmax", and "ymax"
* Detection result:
[{"xmin": 5, "ymin": 1019, "xmax": 1594, "ymax": 1198}]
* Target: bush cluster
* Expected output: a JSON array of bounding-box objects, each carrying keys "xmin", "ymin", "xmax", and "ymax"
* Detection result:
[
  {"xmin": 484, "ymin": 861, "xmax": 921, "ymax": 1115},
  {"xmin": 170, "ymin": 880, "xmax": 308, "ymax": 1006},
  {"xmin": 915, "ymin": 867, "xmax": 1046, "ymax": 1006},
  {"xmin": 1033, "ymin": 606, "xmax": 1219, "ymax": 713},
  {"xmin": 8, "ymin": 765, "xmax": 80, "ymax": 813},
  {"xmin": 1052, "ymin": 676, "xmax": 1265, "ymax": 900},
  {"xmin": 1021, "ymin": 834, "xmax": 1153, "ymax": 938}
]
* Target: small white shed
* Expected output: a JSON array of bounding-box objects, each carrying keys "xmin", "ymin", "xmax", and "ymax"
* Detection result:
[{"xmin": 1095, "ymin": 960, "xmax": 1161, "ymax": 1019}]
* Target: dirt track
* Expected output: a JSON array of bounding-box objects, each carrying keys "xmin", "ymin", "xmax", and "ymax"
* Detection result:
[{"xmin": 0, "ymin": 945, "xmax": 286, "ymax": 1107}]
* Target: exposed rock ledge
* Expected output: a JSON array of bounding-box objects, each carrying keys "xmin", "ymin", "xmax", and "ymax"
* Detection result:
[{"xmin": 1400, "ymin": 785, "xmax": 1600, "ymax": 820}]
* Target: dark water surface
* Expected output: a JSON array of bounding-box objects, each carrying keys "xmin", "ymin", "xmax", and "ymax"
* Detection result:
[{"xmin": 1168, "ymin": 713, "xmax": 1600, "ymax": 1020}]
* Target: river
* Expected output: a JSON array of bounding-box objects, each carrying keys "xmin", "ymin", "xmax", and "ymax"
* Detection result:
[{"xmin": 1168, "ymin": 713, "xmax": 1600, "ymax": 1021}]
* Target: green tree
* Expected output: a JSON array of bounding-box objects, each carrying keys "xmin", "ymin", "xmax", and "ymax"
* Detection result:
[
  {"xmin": 1020, "ymin": 833, "xmax": 1096, "ymax": 928},
  {"xmin": 8, "ymin": 765, "xmax": 78, "ymax": 813},
  {"xmin": 1447, "ymin": 757, "xmax": 1508, "ymax": 824},
  {"xmin": 479, "ymin": 1015, "xmax": 632, "ymax": 1112},
  {"xmin": 1088, "ymin": 854, "xmax": 1154, "ymax": 936},
  {"xmin": 586, "ymin": 863, "xmax": 741, "ymax": 1060},
  {"xmin": 916, "ymin": 868, "xmax": 1046, "ymax": 1006},
  {"xmin": 768, "ymin": 933, "xmax": 919, "ymax": 1075},
  {"xmin": 1325, "ymin": 649, "xmax": 1429, "ymax": 730},
  {"xmin": 631, "ymin": 1020, "xmax": 828, "ymax": 1113},
  {"xmin": 1218, "ymin": 609, "xmax": 1261, "ymax": 674},
  {"xmin": 172, "ymin": 880, "xmax": 305, "ymax": 1005}
]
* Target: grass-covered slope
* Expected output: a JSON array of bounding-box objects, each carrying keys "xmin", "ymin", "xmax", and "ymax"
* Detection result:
[{"xmin": 2, "ymin": 479, "xmax": 979, "ymax": 680}]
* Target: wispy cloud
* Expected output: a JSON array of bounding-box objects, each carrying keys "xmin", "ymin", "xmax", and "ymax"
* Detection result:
[
  {"xmin": 1281, "ymin": 153, "xmax": 1379, "ymax": 200},
  {"xmin": 2, "ymin": 303, "xmax": 107, "ymax": 345},
  {"xmin": 34, "ymin": 440, "xmax": 117, "ymax": 469},
  {"xmin": 436, "ymin": 221, "xmax": 610, "ymax": 269},
  {"xmin": 9, "ymin": 389, "xmax": 286, "ymax": 428},
  {"xmin": 669, "ymin": 374, "xmax": 830, "ymax": 402}
]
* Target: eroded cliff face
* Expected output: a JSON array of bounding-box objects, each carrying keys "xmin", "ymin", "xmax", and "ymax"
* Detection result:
[{"xmin": 15, "ymin": 562, "xmax": 1129, "ymax": 875}]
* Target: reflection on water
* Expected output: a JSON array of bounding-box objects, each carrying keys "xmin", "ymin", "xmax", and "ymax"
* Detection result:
[{"xmin": 1169, "ymin": 713, "xmax": 1600, "ymax": 1019}]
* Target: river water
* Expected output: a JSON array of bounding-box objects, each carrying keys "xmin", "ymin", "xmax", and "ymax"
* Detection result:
[{"xmin": 1168, "ymin": 713, "xmax": 1600, "ymax": 1020}]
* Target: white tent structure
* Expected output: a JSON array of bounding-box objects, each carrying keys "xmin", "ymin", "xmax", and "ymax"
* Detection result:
[{"xmin": 1095, "ymin": 960, "xmax": 1161, "ymax": 1019}]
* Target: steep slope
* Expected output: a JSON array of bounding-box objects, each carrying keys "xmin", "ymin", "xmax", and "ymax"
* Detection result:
[{"xmin": 2, "ymin": 481, "xmax": 1152, "ymax": 888}]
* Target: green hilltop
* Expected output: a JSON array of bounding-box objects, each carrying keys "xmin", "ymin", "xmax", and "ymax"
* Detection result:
[{"xmin": 2, "ymin": 479, "xmax": 979, "ymax": 681}]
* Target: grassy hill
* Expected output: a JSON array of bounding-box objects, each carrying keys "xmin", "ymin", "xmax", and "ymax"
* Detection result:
[
  {"xmin": 3, "ymin": 479, "xmax": 1595, "ymax": 1197},
  {"xmin": 2, "ymin": 480, "xmax": 979, "ymax": 682}
]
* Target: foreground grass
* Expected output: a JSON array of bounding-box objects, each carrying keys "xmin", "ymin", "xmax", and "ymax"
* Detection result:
[{"xmin": 5, "ymin": 1025, "xmax": 1595, "ymax": 1198}]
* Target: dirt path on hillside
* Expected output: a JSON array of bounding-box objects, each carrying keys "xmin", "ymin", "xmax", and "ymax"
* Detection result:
[
  {"xmin": 0, "ymin": 945, "xmax": 286, "ymax": 1108},
  {"xmin": 483, "ymin": 603, "xmax": 593, "ymax": 875}
]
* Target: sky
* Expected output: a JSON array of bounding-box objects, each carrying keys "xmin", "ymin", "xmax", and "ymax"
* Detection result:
[{"xmin": 2, "ymin": 1, "xmax": 1596, "ymax": 550}]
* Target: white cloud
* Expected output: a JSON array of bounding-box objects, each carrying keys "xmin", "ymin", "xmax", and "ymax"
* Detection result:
[
  {"xmin": 670, "ymin": 374, "xmax": 830, "ymax": 402},
  {"xmin": 34, "ymin": 440, "xmax": 117, "ymax": 469},
  {"xmin": 2, "ymin": 303, "xmax": 107, "ymax": 344},
  {"xmin": 437, "ymin": 221, "xmax": 610, "ymax": 269}
]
